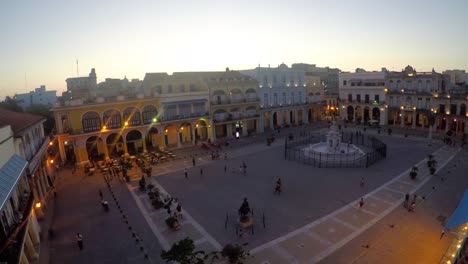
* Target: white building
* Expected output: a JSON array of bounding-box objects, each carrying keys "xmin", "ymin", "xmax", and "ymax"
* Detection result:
[
  {"xmin": 339, "ymin": 68, "xmax": 388, "ymax": 126},
  {"xmin": 241, "ymin": 64, "xmax": 309, "ymax": 129},
  {"xmin": 0, "ymin": 108, "xmax": 55, "ymax": 264},
  {"xmin": 15, "ymin": 85, "xmax": 57, "ymax": 110},
  {"xmin": 66, "ymin": 68, "xmax": 97, "ymax": 100}
]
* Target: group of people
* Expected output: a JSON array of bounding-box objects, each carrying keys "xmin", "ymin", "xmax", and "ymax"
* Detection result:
[{"xmin": 404, "ymin": 193, "xmax": 417, "ymax": 212}]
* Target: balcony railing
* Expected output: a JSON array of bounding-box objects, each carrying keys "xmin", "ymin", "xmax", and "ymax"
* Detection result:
[
  {"xmin": 211, "ymin": 97, "xmax": 259, "ymax": 105},
  {"xmin": 159, "ymin": 112, "xmax": 209, "ymax": 122},
  {"xmin": 213, "ymin": 113, "xmax": 259, "ymax": 123}
]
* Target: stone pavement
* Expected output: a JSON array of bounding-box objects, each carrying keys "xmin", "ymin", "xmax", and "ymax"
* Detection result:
[
  {"xmin": 43, "ymin": 165, "xmax": 164, "ymax": 264},
  {"xmin": 321, "ymin": 147, "xmax": 468, "ymax": 264},
  {"xmin": 243, "ymin": 145, "xmax": 459, "ymax": 263}
]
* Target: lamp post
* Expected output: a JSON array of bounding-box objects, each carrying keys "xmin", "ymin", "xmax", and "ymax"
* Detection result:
[{"xmin": 428, "ymin": 111, "xmax": 436, "ymax": 146}]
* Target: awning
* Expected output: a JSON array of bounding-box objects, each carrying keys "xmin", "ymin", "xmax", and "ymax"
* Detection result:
[
  {"xmin": 444, "ymin": 190, "xmax": 468, "ymax": 231},
  {"xmin": 0, "ymin": 155, "xmax": 28, "ymax": 211}
]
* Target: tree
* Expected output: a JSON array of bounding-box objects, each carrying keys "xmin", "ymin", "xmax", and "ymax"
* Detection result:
[
  {"xmin": 161, "ymin": 237, "xmax": 218, "ymax": 264},
  {"xmin": 26, "ymin": 104, "xmax": 55, "ymax": 135},
  {"xmin": 0, "ymin": 96, "xmax": 23, "ymax": 112}
]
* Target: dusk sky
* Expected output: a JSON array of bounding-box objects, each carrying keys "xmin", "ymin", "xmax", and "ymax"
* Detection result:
[{"xmin": 1, "ymin": 0, "xmax": 467, "ymax": 99}]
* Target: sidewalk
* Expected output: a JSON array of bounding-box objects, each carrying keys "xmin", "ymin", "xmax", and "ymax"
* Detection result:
[{"xmin": 40, "ymin": 165, "xmax": 164, "ymax": 264}]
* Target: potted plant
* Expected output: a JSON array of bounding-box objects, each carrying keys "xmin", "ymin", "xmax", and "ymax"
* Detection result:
[
  {"xmin": 429, "ymin": 166, "xmax": 436, "ymax": 175},
  {"xmin": 147, "ymin": 183, "xmax": 154, "ymax": 192},
  {"xmin": 165, "ymin": 216, "xmax": 180, "ymax": 230},
  {"xmin": 152, "ymin": 198, "xmax": 164, "ymax": 210},
  {"xmin": 427, "ymin": 155, "xmax": 437, "ymax": 168},
  {"xmin": 161, "ymin": 237, "xmax": 218, "ymax": 264},
  {"xmin": 221, "ymin": 243, "xmax": 249, "ymax": 264},
  {"xmin": 139, "ymin": 176, "xmax": 147, "ymax": 192},
  {"xmin": 409, "ymin": 166, "xmax": 418, "ymax": 180}
]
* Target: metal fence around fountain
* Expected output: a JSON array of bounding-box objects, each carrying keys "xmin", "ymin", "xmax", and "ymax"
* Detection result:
[{"xmin": 284, "ymin": 131, "xmax": 387, "ymax": 168}]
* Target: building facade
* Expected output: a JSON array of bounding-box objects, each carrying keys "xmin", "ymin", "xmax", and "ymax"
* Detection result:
[
  {"xmin": 241, "ymin": 64, "xmax": 310, "ymax": 130},
  {"xmin": 66, "ymin": 68, "xmax": 97, "ymax": 100},
  {"xmin": 292, "ymin": 63, "xmax": 340, "ymax": 95},
  {"xmin": 0, "ymin": 109, "xmax": 55, "ymax": 264},
  {"xmin": 15, "ymin": 85, "xmax": 57, "ymax": 110},
  {"xmin": 339, "ymin": 68, "xmax": 388, "ymax": 125}
]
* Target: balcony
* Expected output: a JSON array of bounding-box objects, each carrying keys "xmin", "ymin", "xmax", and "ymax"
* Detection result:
[
  {"xmin": 0, "ymin": 192, "xmax": 34, "ymax": 264},
  {"xmin": 211, "ymin": 97, "xmax": 259, "ymax": 105},
  {"xmin": 159, "ymin": 112, "xmax": 209, "ymax": 122}
]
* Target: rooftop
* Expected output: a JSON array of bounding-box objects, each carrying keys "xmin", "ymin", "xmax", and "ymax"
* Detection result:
[{"xmin": 0, "ymin": 108, "xmax": 45, "ymax": 135}]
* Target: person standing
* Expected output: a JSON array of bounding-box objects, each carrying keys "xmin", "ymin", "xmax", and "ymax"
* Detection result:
[
  {"xmin": 184, "ymin": 168, "xmax": 188, "ymax": 179},
  {"xmin": 274, "ymin": 178, "xmax": 282, "ymax": 194},
  {"xmin": 359, "ymin": 198, "xmax": 364, "ymax": 208},
  {"xmin": 76, "ymin": 233, "xmax": 83, "ymax": 250},
  {"xmin": 224, "ymin": 164, "xmax": 227, "ymax": 174},
  {"xmin": 403, "ymin": 193, "xmax": 410, "ymax": 208},
  {"xmin": 192, "ymin": 157, "xmax": 196, "ymax": 167},
  {"xmin": 224, "ymin": 152, "xmax": 228, "ymax": 160},
  {"xmin": 200, "ymin": 167, "xmax": 203, "ymax": 177},
  {"xmin": 99, "ymin": 189, "xmax": 103, "ymax": 200},
  {"xmin": 360, "ymin": 176, "xmax": 365, "ymax": 187}
]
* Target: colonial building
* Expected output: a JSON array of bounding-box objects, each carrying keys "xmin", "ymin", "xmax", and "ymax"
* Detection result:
[
  {"xmin": 15, "ymin": 85, "xmax": 57, "ymax": 110},
  {"xmin": 386, "ymin": 66, "xmax": 445, "ymax": 129},
  {"xmin": 339, "ymin": 68, "xmax": 388, "ymax": 126},
  {"xmin": 205, "ymin": 70, "xmax": 262, "ymax": 138},
  {"xmin": 66, "ymin": 68, "xmax": 97, "ymax": 100},
  {"xmin": 0, "ymin": 109, "xmax": 55, "ymax": 264},
  {"xmin": 292, "ymin": 63, "xmax": 340, "ymax": 95},
  {"xmin": 95, "ymin": 77, "xmax": 142, "ymax": 98},
  {"xmin": 304, "ymin": 74, "xmax": 325, "ymax": 122},
  {"xmin": 241, "ymin": 64, "xmax": 310, "ymax": 130}
]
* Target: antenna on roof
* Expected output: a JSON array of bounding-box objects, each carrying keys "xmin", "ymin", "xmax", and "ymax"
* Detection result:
[{"xmin": 76, "ymin": 59, "xmax": 79, "ymax": 77}]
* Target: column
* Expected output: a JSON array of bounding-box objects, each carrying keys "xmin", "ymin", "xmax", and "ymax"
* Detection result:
[
  {"xmin": 242, "ymin": 120, "xmax": 248, "ymax": 136},
  {"xmin": 24, "ymin": 232, "xmax": 39, "ymax": 261},
  {"xmin": 210, "ymin": 125, "xmax": 216, "ymax": 142},
  {"xmin": 303, "ymin": 108, "xmax": 309, "ymax": 124},
  {"xmin": 191, "ymin": 126, "xmax": 196, "ymax": 144},
  {"xmin": 58, "ymin": 139, "xmax": 66, "ymax": 164},
  {"xmin": 353, "ymin": 107, "xmax": 356, "ymax": 122},
  {"xmin": 142, "ymin": 138, "xmax": 147, "ymax": 153},
  {"xmin": 295, "ymin": 109, "xmax": 299, "ymax": 125},
  {"xmin": 277, "ymin": 112, "xmax": 283, "ymax": 127},
  {"xmin": 269, "ymin": 111, "xmax": 274, "ymax": 129},
  {"xmin": 226, "ymin": 124, "xmax": 233, "ymax": 138},
  {"xmin": 412, "ymin": 111, "xmax": 416, "ymax": 128},
  {"xmin": 257, "ymin": 117, "xmax": 264, "ymax": 133},
  {"xmin": 400, "ymin": 112, "xmax": 405, "ymax": 127},
  {"xmin": 177, "ymin": 130, "xmax": 182, "ymax": 147}
]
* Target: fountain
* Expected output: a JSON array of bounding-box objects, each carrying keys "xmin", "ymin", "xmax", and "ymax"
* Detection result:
[{"xmin": 302, "ymin": 121, "xmax": 365, "ymax": 164}]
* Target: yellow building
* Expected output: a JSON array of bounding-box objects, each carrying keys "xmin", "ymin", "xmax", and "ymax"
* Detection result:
[{"xmin": 53, "ymin": 73, "xmax": 212, "ymax": 166}]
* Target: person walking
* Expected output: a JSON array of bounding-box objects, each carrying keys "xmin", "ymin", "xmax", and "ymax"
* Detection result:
[
  {"xmin": 359, "ymin": 197, "xmax": 364, "ymax": 208},
  {"xmin": 99, "ymin": 189, "xmax": 103, "ymax": 200},
  {"xmin": 176, "ymin": 204, "xmax": 182, "ymax": 219},
  {"xmin": 274, "ymin": 178, "xmax": 282, "ymax": 194},
  {"xmin": 76, "ymin": 233, "xmax": 84, "ymax": 251},
  {"xmin": 224, "ymin": 164, "xmax": 227, "ymax": 174},
  {"xmin": 184, "ymin": 168, "xmax": 188, "ymax": 179},
  {"xmin": 224, "ymin": 152, "xmax": 228, "ymax": 160},
  {"xmin": 192, "ymin": 157, "xmax": 196, "ymax": 167},
  {"xmin": 360, "ymin": 176, "xmax": 365, "ymax": 187},
  {"xmin": 200, "ymin": 167, "xmax": 203, "ymax": 177}
]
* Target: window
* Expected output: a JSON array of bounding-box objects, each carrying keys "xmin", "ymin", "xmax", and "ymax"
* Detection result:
[
  {"xmin": 273, "ymin": 75, "xmax": 277, "ymax": 84},
  {"xmin": 82, "ymin": 111, "xmax": 101, "ymax": 132},
  {"xmin": 274, "ymin": 93, "xmax": 278, "ymax": 105},
  {"xmin": 103, "ymin": 110, "xmax": 122, "ymax": 129},
  {"xmin": 264, "ymin": 93, "xmax": 269, "ymax": 106},
  {"xmin": 356, "ymin": 94, "xmax": 361, "ymax": 103},
  {"xmin": 282, "ymin": 76, "xmax": 286, "ymax": 84},
  {"xmin": 450, "ymin": 104, "xmax": 457, "ymax": 115},
  {"xmin": 343, "ymin": 80, "xmax": 347, "ymax": 86},
  {"xmin": 290, "ymin": 92, "xmax": 294, "ymax": 104},
  {"xmin": 282, "ymin": 92, "xmax": 286, "ymax": 104},
  {"xmin": 298, "ymin": 91, "xmax": 302, "ymax": 103},
  {"xmin": 396, "ymin": 80, "xmax": 401, "ymax": 89},
  {"xmin": 439, "ymin": 104, "xmax": 445, "ymax": 114},
  {"xmin": 155, "ymin": 85, "xmax": 162, "ymax": 94},
  {"xmin": 348, "ymin": 94, "xmax": 352, "ymax": 102},
  {"xmin": 179, "ymin": 84, "xmax": 185, "ymax": 93},
  {"xmin": 142, "ymin": 105, "xmax": 157, "ymax": 124},
  {"xmin": 123, "ymin": 107, "xmax": 141, "ymax": 126},
  {"xmin": 365, "ymin": 94, "xmax": 369, "ymax": 104},
  {"xmin": 167, "ymin": 85, "xmax": 173, "ymax": 93},
  {"xmin": 425, "ymin": 98, "xmax": 430, "ymax": 109},
  {"xmin": 374, "ymin": 95, "xmax": 379, "ymax": 103},
  {"xmin": 189, "ymin": 84, "xmax": 196, "ymax": 91},
  {"xmin": 417, "ymin": 98, "xmax": 422, "ymax": 109},
  {"xmin": 418, "ymin": 80, "xmax": 422, "ymax": 90}
]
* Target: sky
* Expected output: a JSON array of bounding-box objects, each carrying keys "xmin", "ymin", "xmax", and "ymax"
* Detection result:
[{"xmin": 1, "ymin": 0, "xmax": 467, "ymax": 99}]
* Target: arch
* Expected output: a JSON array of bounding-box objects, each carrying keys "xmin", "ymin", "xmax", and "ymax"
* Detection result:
[
  {"xmin": 194, "ymin": 119, "xmax": 208, "ymax": 141},
  {"xmin": 230, "ymin": 88, "xmax": 244, "ymax": 103},
  {"xmin": 363, "ymin": 106, "xmax": 370, "ymax": 122},
  {"xmin": 145, "ymin": 127, "xmax": 161, "ymax": 151},
  {"xmin": 82, "ymin": 111, "xmax": 101, "ymax": 133},
  {"xmin": 106, "ymin": 133, "xmax": 124, "ymax": 158},
  {"xmin": 179, "ymin": 122, "xmax": 193, "ymax": 144},
  {"xmin": 372, "ymin": 107, "xmax": 380, "ymax": 122},
  {"xmin": 142, "ymin": 105, "xmax": 158, "ymax": 124},
  {"xmin": 103, "ymin": 109, "xmax": 121, "ymax": 129},
  {"xmin": 230, "ymin": 107, "xmax": 241, "ymax": 120},
  {"xmin": 297, "ymin": 109, "xmax": 303, "ymax": 124},
  {"xmin": 347, "ymin": 106, "xmax": 354, "ymax": 121},
  {"xmin": 123, "ymin": 107, "xmax": 141, "ymax": 126},
  {"xmin": 213, "ymin": 109, "xmax": 228, "ymax": 122},
  {"xmin": 273, "ymin": 111, "xmax": 279, "ymax": 127},
  {"xmin": 460, "ymin": 103, "xmax": 466, "ymax": 116},
  {"xmin": 163, "ymin": 124, "xmax": 178, "ymax": 146},
  {"xmin": 126, "ymin": 130, "xmax": 143, "ymax": 155},
  {"xmin": 245, "ymin": 88, "xmax": 257, "ymax": 101},
  {"xmin": 355, "ymin": 106, "xmax": 362, "ymax": 123},
  {"xmin": 86, "ymin": 136, "xmax": 104, "ymax": 161},
  {"xmin": 213, "ymin": 90, "xmax": 226, "ymax": 96},
  {"xmin": 229, "ymin": 88, "xmax": 242, "ymax": 95},
  {"xmin": 245, "ymin": 88, "xmax": 256, "ymax": 94}
]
